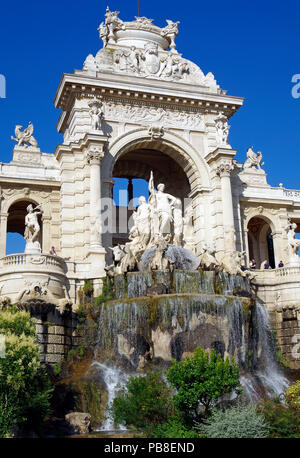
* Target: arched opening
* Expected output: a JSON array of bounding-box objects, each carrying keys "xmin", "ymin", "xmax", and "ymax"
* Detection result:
[
  {"xmin": 247, "ymin": 217, "xmax": 275, "ymax": 268},
  {"xmin": 112, "ymin": 147, "xmax": 191, "ymax": 246},
  {"xmin": 6, "ymin": 200, "xmax": 43, "ymax": 255}
]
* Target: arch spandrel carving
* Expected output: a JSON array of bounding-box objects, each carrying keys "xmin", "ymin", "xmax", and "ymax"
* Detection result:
[{"xmin": 103, "ymin": 128, "xmax": 211, "ymax": 192}]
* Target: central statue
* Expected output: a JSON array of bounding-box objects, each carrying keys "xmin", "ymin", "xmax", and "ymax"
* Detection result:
[{"xmin": 148, "ymin": 171, "xmax": 177, "ymax": 241}]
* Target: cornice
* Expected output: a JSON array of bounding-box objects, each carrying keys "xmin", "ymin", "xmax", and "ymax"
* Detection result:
[{"xmin": 54, "ymin": 72, "xmax": 244, "ymax": 118}]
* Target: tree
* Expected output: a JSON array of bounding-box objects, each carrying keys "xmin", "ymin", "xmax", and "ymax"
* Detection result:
[
  {"xmin": 111, "ymin": 371, "xmax": 175, "ymax": 434},
  {"xmin": 0, "ymin": 308, "xmax": 53, "ymax": 437},
  {"xmin": 196, "ymin": 405, "xmax": 269, "ymax": 438},
  {"xmin": 167, "ymin": 347, "xmax": 241, "ymax": 418}
]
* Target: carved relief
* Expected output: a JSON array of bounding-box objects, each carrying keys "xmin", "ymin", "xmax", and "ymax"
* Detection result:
[
  {"xmin": 148, "ymin": 126, "xmax": 164, "ymax": 140},
  {"xmin": 102, "ymin": 102, "xmax": 205, "ymax": 130}
]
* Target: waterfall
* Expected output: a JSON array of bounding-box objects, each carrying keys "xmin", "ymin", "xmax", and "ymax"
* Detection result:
[
  {"xmin": 240, "ymin": 303, "xmax": 289, "ymax": 401},
  {"xmin": 91, "ymin": 271, "xmax": 290, "ymax": 430},
  {"xmin": 139, "ymin": 246, "xmax": 200, "ymax": 271},
  {"xmin": 91, "ymin": 362, "xmax": 130, "ymax": 431}
]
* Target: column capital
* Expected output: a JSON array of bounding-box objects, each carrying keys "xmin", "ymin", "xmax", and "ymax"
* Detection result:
[
  {"xmin": 86, "ymin": 146, "xmax": 104, "ymax": 165},
  {"xmin": 216, "ymin": 160, "xmax": 234, "ymax": 178}
]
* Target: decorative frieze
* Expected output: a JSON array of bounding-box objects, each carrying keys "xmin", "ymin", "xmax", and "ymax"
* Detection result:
[{"xmin": 102, "ymin": 101, "xmax": 205, "ymax": 130}]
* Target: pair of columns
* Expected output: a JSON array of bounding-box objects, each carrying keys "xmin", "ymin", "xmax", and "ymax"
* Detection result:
[{"xmin": 207, "ymin": 147, "xmax": 237, "ymax": 254}]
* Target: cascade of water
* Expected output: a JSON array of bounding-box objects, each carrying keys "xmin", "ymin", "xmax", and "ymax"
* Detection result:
[
  {"xmin": 139, "ymin": 246, "xmax": 200, "ymax": 271},
  {"xmin": 165, "ymin": 246, "xmax": 200, "ymax": 271},
  {"xmin": 254, "ymin": 304, "xmax": 289, "ymax": 397},
  {"xmin": 91, "ymin": 362, "xmax": 130, "ymax": 431},
  {"xmin": 240, "ymin": 304, "xmax": 289, "ymax": 401},
  {"xmin": 127, "ymin": 272, "xmax": 152, "ymax": 298}
]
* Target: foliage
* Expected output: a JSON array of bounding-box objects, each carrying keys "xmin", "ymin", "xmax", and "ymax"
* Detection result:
[
  {"xmin": 196, "ymin": 405, "xmax": 269, "ymax": 438},
  {"xmin": 0, "ymin": 309, "xmax": 36, "ymax": 337},
  {"xmin": 150, "ymin": 415, "xmax": 199, "ymax": 438},
  {"xmin": 83, "ymin": 280, "xmax": 94, "ymax": 297},
  {"xmin": 284, "ymin": 381, "xmax": 300, "ymax": 410},
  {"xmin": 53, "ymin": 362, "xmax": 61, "ymax": 376},
  {"xmin": 76, "ymin": 305, "xmax": 88, "ymax": 324},
  {"xmin": 167, "ymin": 347, "xmax": 241, "ymax": 418},
  {"xmin": 0, "ymin": 309, "xmax": 53, "ymax": 437},
  {"xmin": 111, "ymin": 371, "xmax": 175, "ymax": 434},
  {"xmin": 259, "ymin": 398, "xmax": 300, "ymax": 438},
  {"xmin": 67, "ymin": 344, "xmax": 86, "ymax": 360},
  {"xmin": 94, "ymin": 277, "xmax": 113, "ymax": 306},
  {"xmin": 276, "ymin": 349, "xmax": 290, "ymax": 369}
]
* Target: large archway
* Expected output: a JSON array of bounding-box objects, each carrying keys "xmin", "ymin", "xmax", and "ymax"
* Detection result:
[
  {"xmin": 112, "ymin": 147, "xmax": 191, "ymax": 245},
  {"xmin": 247, "ymin": 217, "xmax": 275, "ymax": 268},
  {"xmin": 103, "ymin": 128, "xmax": 210, "ymax": 249}
]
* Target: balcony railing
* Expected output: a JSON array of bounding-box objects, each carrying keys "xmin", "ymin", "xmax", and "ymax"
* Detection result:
[{"xmin": 0, "ymin": 253, "xmax": 66, "ymax": 274}]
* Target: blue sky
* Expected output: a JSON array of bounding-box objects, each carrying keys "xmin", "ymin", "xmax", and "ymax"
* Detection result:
[{"xmin": 0, "ymin": 0, "xmax": 300, "ymax": 252}]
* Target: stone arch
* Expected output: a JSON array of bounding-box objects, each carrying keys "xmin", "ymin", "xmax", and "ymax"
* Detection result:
[
  {"xmin": 3, "ymin": 195, "xmax": 45, "ymax": 255},
  {"xmin": 102, "ymin": 128, "xmax": 211, "ymax": 251},
  {"xmin": 103, "ymin": 127, "xmax": 211, "ymax": 191},
  {"xmin": 247, "ymin": 215, "xmax": 275, "ymax": 268}
]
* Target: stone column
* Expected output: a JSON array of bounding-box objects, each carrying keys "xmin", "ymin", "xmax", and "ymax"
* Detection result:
[
  {"xmin": 0, "ymin": 211, "xmax": 8, "ymax": 256},
  {"xmin": 216, "ymin": 161, "xmax": 235, "ymax": 253},
  {"xmin": 244, "ymin": 228, "xmax": 250, "ymax": 265},
  {"xmin": 86, "ymin": 144, "xmax": 106, "ymax": 274}
]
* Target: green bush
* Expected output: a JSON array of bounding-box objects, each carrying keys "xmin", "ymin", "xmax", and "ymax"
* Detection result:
[
  {"xmin": 0, "ymin": 309, "xmax": 36, "ymax": 337},
  {"xmin": 150, "ymin": 415, "xmax": 199, "ymax": 438},
  {"xmin": 111, "ymin": 371, "xmax": 175, "ymax": 434},
  {"xmin": 0, "ymin": 309, "xmax": 53, "ymax": 437},
  {"xmin": 259, "ymin": 398, "xmax": 300, "ymax": 438},
  {"xmin": 167, "ymin": 347, "xmax": 241, "ymax": 418},
  {"xmin": 83, "ymin": 281, "xmax": 94, "ymax": 297},
  {"xmin": 285, "ymin": 381, "xmax": 300, "ymax": 410},
  {"xmin": 196, "ymin": 405, "xmax": 269, "ymax": 438}
]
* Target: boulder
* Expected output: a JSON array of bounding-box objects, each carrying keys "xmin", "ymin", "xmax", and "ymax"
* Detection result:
[{"xmin": 65, "ymin": 412, "xmax": 92, "ymax": 434}]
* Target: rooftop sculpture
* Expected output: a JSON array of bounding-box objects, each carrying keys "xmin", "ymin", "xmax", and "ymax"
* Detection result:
[{"xmin": 11, "ymin": 122, "xmax": 39, "ymax": 148}]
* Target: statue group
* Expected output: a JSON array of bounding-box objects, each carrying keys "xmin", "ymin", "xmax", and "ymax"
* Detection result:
[
  {"xmin": 130, "ymin": 171, "xmax": 186, "ymax": 249},
  {"xmin": 107, "ymin": 172, "xmax": 194, "ymax": 275}
]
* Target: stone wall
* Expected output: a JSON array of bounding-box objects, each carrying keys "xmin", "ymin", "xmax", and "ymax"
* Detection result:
[
  {"xmin": 270, "ymin": 308, "xmax": 300, "ymax": 370},
  {"xmin": 21, "ymin": 301, "xmax": 82, "ymax": 364}
]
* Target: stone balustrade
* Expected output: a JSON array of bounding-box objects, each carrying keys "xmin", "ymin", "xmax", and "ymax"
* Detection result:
[
  {"xmin": 274, "ymin": 266, "xmax": 300, "ymax": 277},
  {"xmin": 0, "ymin": 253, "xmax": 68, "ymax": 303},
  {"xmin": 0, "ymin": 253, "xmax": 66, "ymax": 275}
]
